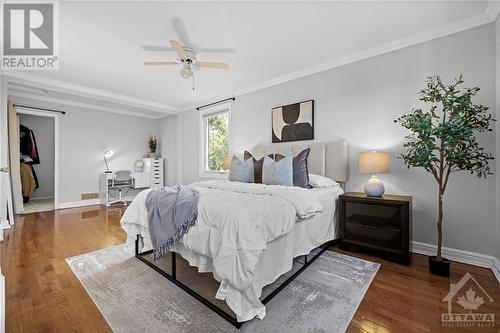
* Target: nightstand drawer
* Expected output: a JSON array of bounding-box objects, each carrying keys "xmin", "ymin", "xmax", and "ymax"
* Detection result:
[
  {"xmin": 344, "ymin": 221, "xmax": 401, "ymax": 251},
  {"xmin": 339, "ymin": 192, "xmax": 411, "ymax": 265},
  {"xmin": 345, "ymin": 201, "xmax": 401, "ymax": 227}
]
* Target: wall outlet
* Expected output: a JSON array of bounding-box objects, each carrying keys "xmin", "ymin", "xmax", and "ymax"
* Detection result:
[{"xmin": 81, "ymin": 192, "xmax": 99, "ymax": 200}]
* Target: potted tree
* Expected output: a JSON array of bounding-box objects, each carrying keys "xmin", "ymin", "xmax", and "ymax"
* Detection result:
[
  {"xmin": 395, "ymin": 75, "xmax": 494, "ymax": 277},
  {"xmin": 148, "ymin": 135, "xmax": 158, "ymax": 158}
]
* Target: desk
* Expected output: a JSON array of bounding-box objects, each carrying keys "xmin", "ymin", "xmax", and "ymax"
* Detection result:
[
  {"xmin": 99, "ymin": 172, "xmax": 151, "ymax": 206},
  {"xmin": 99, "ymin": 158, "xmax": 164, "ymax": 206}
]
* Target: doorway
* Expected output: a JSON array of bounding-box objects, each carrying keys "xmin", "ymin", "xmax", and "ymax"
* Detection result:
[{"xmin": 14, "ymin": 107, "xmax": 59, "ymax": 213}]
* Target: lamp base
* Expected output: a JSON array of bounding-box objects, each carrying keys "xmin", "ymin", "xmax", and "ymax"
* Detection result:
[{"xmin": 364, "ymin": 175, "xmax": 385, "ymax": 197}]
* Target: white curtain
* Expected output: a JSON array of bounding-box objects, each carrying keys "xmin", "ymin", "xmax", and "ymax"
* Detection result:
[{"xmin": 8, "ymin": 102, "xmax": 23, "ymax": 214}]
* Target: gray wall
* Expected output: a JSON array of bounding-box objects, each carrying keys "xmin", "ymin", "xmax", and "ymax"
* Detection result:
[
  {"xmin": 158, "ymin": 115, "xmax": 177, "ymax": 186},
  {"xmin": 19, "ymin": 114, "xmax": 55, "ymax": 199},
  {"xmin": 162, "ymin": 24, "xmax": 497, "ymax": 256},
  {"xmin": 58, "ymin": 106, "xmax": 157, "ymax": 204}
]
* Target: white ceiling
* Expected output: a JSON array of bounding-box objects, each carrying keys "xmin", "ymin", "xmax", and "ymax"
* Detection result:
[{"xmin": 7, "ymin": 1, "xmax": 495, "ymax": 115}]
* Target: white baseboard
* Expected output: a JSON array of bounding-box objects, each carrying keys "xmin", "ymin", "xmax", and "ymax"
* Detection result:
[
  {"xmin": 412, "ymin": 241, "xmax": 500, "ymax": 283},
  {"xmin": 0, "ymin": 219, "xmax": 10, "ymax": 242},
  {"xmin": 492, "ymin": 258, "xmax": 500, "ymax": 283},
  {"xmin": 58, "ymin": 199, "xmax": 100, "ymax": 209},
  {"xmin": 0, "ymin": 269, "xmax": 4, "ymax": 333},
  {"xmin": 30, "ymin": 196, "xmax": 54, "ymax": 201},
  {"xmin": 0, "ymin": 220, "xmax": 10, "ymax": 229}
]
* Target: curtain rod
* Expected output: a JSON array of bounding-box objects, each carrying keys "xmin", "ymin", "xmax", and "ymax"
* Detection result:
[
  {"xmin": 13, "ymin": 104, "xmax": 66, "ymax": 115},
  {"xmin": 196, "ymin": 97, "xmax": 235, "ymax": 111}
]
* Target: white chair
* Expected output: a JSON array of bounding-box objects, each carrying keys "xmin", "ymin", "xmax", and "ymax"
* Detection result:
[{"xmin": 108, "ymin": 170, "xmax": 132, "ymax": 206}]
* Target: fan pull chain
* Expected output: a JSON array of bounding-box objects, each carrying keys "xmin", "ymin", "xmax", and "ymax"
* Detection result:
[{"xmin": 192, "ymin": 74, "xmax": 195, "ymax": 91}]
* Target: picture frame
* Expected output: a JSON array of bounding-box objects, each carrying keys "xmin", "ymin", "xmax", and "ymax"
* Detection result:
[{"xmin": 272, "ymin": 100, "xmax": 314, "ymax": 143}]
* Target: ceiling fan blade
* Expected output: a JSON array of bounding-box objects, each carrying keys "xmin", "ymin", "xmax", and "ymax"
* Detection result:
[
  {"xmin": 171, "ymin": 18, "xmax": 192, "ymax": 47},
  {"xmin": 143, "ymin": 61, "xmax": 178, "ymax": 66},
  {"xmin": 196, "ymin": 47, "xmax": 236, "ymax": 54},
  {"xmin": 196, "ymin": 62, "xmax": 230, "ymax": 69},
  {"xmin": 141, "ymin": 45, "xmax": 175, "ymax": 52},
  {"xmin": 169, "ymin": 40, "xmax": 188, "ymax": 60}
]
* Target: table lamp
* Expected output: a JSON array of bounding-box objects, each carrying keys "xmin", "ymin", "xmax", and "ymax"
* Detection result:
[
  {"xmin": 222, "ymin": 155, "xmax": 232, "ymax": 171},
  {"xmin": 359, "ymin": 151, "xmax": 389, "ymax": 197},
  {"xmin": 104, "ymin": 150, "xmax": 114, "ymax": 173}
]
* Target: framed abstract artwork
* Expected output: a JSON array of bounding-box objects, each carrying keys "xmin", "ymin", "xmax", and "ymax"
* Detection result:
[{"xmin": 272, "ymin": 100, "xmax": 314, "ymax": 143}]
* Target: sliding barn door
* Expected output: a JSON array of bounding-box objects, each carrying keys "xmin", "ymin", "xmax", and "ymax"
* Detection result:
[
  {"xmin": 0, "ymin": 75, "xmax": 8, "ymax": 333},
  {"xmin": 0, "ymin": 75, "xmax": 12, "ymax": 231}
]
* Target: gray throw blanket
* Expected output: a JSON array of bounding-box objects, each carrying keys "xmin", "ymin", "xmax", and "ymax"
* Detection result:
[{"xmin": 145, "ymin": 186, "xmax": 199, "ymax": 260}]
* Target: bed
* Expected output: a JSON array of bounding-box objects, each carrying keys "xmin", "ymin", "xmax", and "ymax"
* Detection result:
[{"xmin": 120, "ymin": 140, "xmax": 348, "ymax": 327}]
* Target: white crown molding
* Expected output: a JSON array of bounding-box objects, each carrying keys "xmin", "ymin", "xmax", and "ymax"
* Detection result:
[
  {"xmin": 3, "ymin": 72, "xmax": 181, "ymax": 115},
  {"xmin": 485, "ymin": 0, "xmax": 500, "ymax": 21},
  {"xmin": 412, "ymin": 241, "xmax": 500, "ymax": 284},
  {"xmin": 180, "ymin": 11, "xmax": 495, "ymax": 112},
  {"xmin": 9, "ymin": 89, "xmax": 162, "ymax": 119}
]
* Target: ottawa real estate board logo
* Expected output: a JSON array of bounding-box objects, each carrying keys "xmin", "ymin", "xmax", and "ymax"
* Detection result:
[
  {"xmin": 442, "ymin": 272, "xmax": 495, "ymax": 328},
  {"xmin": 1, "ymin": 2, "xmax": 59, "ymax": 70}
]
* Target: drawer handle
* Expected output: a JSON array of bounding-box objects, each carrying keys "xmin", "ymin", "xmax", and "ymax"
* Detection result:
[
  {"xmin": 349, "ymin": 203, "xmax": 382, "ymax": 208},
  {"xmin": 346, "ymin": 220, "xmax": 400, "ymax": 230}
]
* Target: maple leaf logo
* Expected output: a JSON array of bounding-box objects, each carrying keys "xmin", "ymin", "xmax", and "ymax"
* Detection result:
[{"xmin": 457, "ymin": 288, "xmax": 485, "ymax": 312}]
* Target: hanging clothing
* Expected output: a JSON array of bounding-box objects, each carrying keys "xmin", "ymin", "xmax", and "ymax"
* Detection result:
[
  {"xmin": 20, "ymin": 163, "xmax": 36, "ymax": 203},
  {"xmin": 20, "ymin": 125, "xmax": 40, "ymax": 164},
  {"xmin": 27, "ymin": 163, "xmax": 39, "ymax": 189},
  {"xmin": 20, "ymin": 154, "xmax": 33, "ymax": 163},
  {"xmin": 19, "ymin": 155, "xmax": 39, "ymax": 189}
]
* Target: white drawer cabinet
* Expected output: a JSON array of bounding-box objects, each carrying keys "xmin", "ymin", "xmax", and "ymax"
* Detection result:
[{"xmin": 143, "ymin": 158, "xmax": 164, "ymax": 190}]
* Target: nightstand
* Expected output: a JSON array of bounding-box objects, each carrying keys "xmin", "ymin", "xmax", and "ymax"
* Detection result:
[{"xmin": 339, "ymin": 192, "xmax": 412, "ymax": 265}]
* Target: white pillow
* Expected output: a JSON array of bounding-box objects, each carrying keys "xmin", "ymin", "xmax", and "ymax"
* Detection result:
[{"xmin": 308, "ymin": 174, "xmax": 339, "ymax": 188}]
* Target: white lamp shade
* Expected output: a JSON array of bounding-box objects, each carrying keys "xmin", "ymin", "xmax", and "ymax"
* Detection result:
[
  {"xmin": 359, "ymin": 152, "xmax": 390, "ymax": 174},
  {"xmin": 104, "ymin": 150, "xmax": 114, "ymax": 158},
  {"xmin": 222, "ymin": 155, "xmax": 232, "ymax": 170},
  {"xmin": 180, "ymin": 67, "xmax": 193, "ymax": 79}
]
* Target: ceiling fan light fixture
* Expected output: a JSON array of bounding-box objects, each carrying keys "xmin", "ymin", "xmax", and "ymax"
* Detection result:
[
  {"xmin": 180, "ymin": 67, "xmax": 193, "ymax": 79},
  {"xmin": 143, "ymin": 39, "xmax": 229, "ymax": 90}
]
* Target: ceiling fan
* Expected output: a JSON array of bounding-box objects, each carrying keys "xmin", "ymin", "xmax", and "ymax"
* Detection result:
[{"xmin": 144, "ymin": 40, "xmax": 230, "ymax": 89}]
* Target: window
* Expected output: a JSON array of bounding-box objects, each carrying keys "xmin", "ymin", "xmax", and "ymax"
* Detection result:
[{"xmin": 199, "ymin": 102, "xmax": 231, "ymax": 177}]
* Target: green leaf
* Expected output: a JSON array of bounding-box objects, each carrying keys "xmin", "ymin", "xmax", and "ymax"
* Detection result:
[{"xmin": 394, "ymin": 75, "xmax": 495, "ymax": 183}]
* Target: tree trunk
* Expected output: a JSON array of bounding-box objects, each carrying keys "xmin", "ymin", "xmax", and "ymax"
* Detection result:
[{"xmin": 436, "ymin": 188, "xmax": 443, "ymax": 262}]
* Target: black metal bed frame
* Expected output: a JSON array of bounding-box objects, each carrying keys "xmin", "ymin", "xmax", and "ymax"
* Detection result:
[{"xmin": 135, "ymin": 235, "xmax": 333, "ymax": 329}]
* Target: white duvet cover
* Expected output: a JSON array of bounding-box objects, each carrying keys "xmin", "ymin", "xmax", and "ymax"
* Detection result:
[{"xmin": 120, "ymin": 180, "xmax": 337, "ymax": 321}]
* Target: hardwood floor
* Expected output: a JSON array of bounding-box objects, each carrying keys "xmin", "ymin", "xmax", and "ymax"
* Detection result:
[{"xmin": 1, "ymin": 205, "xmax": 499, "ymax": 332}]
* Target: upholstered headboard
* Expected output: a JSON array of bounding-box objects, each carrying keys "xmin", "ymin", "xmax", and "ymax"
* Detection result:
[{"xmin": 250, "ymin": 140, "xmax": 348, "ymax": 183}]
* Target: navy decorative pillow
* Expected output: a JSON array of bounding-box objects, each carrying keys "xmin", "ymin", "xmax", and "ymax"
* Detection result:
[{"xmin": 275, "ymin": 148, "xmax": 311, "ymax": 188}]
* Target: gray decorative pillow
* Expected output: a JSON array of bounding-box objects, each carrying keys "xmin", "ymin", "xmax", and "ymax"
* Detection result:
[
  {"xmin": 229, "ymin": 156, "xmax": 254, "ymax": 183},
  {"xmin": 262, "ymin": 156, "xmax": 293, "ymax": 186},
  {"xmin": 276, "ymin": 148, "xmax": 311, "ymax": 188}
]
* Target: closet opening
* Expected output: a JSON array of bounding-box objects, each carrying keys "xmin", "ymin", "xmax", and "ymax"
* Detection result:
[{"xmin": 9, "ymin": 105, "xmax": 59, "ymax": 214}]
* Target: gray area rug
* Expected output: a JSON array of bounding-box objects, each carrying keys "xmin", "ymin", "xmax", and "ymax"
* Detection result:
[{"xmin": 66, "ymin": 245, "xmax": 379, "ymax": 333}]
